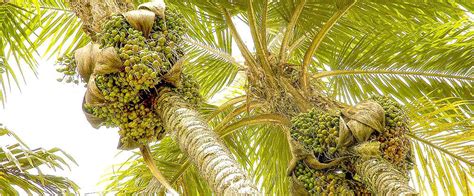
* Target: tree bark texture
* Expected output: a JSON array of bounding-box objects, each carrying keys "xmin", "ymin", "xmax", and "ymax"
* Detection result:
[
  {"xmin": 68, "ymin": 0, "xmax": 134, "ymax": 41},
  {"xmin": 155, "ymin": 88, "xmax": 259, "ymax": 195},
  {"xmin": 355, "ymin": 158, "xmax": 417, "ymax": 196}
]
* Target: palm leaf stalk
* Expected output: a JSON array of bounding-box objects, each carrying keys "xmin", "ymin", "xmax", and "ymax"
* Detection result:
[
  {"xmin": 139, "ymin": 145, "xmax": 177, "ymax": 194},
  {"xmin": 67, "ymin": 0, "xmax": 259, "ymax": 194},
  {"xmin": 301, "ymin": 0, "xmax": 356, "ymax": 92}
]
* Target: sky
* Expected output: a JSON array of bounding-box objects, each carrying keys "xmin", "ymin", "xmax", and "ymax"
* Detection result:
[{"xmin": 0, "ymin": 60, "xmax": 127, "ymax": 194}]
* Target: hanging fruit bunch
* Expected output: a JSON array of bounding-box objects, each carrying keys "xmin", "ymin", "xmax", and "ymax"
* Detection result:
[
  {"xmin": 291, "ymin": 109, "xmax": 340, "ymax": 157},
  {"xmin": 69, "ymin": 5, "xmax": 202, "ymax": 150},
  {"xmin": 288, "ymin": 95, "xmax": 413, "ymax": 195}
]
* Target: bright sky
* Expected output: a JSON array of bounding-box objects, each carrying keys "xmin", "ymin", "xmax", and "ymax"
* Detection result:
[{"xmin": 0, "ymin": 59, "xmax": 128, "ymax": 193}]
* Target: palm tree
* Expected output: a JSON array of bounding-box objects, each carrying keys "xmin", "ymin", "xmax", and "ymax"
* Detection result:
[
  {"xmin": 1, "ymin": 0, "xmax": 472, "ymax": 195},
  {"xmin": 0, "ymin": 125, "xmax": 79, "ymax": 195}
]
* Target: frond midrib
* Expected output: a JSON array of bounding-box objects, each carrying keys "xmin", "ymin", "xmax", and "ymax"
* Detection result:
[
  {"xmin": 407, "ymin": 132, "xmax": 473, "ymax": 166},
  {"xmin": 313, "ymin": 69, "xmax": 474, "ymax": 81}
]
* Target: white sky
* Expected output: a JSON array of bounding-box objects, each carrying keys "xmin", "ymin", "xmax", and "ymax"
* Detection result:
[{"xmin": 0, "ymin": 60, "xmax": 128, "ymax": 194}]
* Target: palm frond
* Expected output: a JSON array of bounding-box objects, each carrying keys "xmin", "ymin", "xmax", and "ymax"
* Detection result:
[
  {"xmin": 168, "ymin": 3, "xmax": 241, "ymax": 99},
  {"xmin": 0, "ymin": 2, "xmax": 40, "ymax": 105},
  {"xmin": 406, "ymin": 96, "xmax": 473, "ymax": 195},
  {"xmin": 100, "ymin": 136, "xmax": 213, "ymax": 195},
  {"xmin": 0, "ymin": 126, "xmax": 79, "ymax": 195},
  {"xmin": 321, "ymin": 19, "xmax": 473, "ymax": 105},
  {"xmin": 0, "ymin": 0, "xmax": 88, "ymax": 105},
  {"xmin": 34, "ymin": 0, "xmax": 90, "ymax": 58}
]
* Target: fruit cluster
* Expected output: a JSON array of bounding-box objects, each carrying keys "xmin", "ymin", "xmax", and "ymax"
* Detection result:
[
  {"xmin": 370, "ymin": 96, "xmax": 412, "ymax": 170},
  {"xmin": 172, "ymin": 73, "xmax": 203, "ymax": 106},
  {"xmin": 290, "ymin": 96, "xmax": 412, "ymax": 195},
  {"xmin": 84, "ymin": 9, "xmax": 201, "ymax": 148},
  {"xmin": 55, "ymin": 54, "xmax": 80, "ymax": 84},
  {"xmin": 290, "ymin": 108, "xmax": 340, "ymax": 156},
  {"xmin": 294, "ymin": 161, "xmax": 354, "ymax": 195}
]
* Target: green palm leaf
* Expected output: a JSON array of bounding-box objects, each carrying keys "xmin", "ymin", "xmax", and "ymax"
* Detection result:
[
  {"xmin": 405, "ymin": 96, "xmax": 473, "ymax": 195},
  {"xmin": 0, "ymin": 0, "xmax": 89, "ymax": 105},
  {"xmin": 319, "ymin": 19, "xmax": 473, "ymax": 105},
  {"xmin": 0, "ymin": 125, "xmax": 79, "ymax": 195},
  {"xmin": 34, "ymin": 0, "xmax": 90, "ymax": 58},
  {"xmin": 0, "ymin": 2, "xmax": 39, "ymax": 106},
  {"xmin": 168, "ymin": 3, "xmax": 240, "ymax": 99}
]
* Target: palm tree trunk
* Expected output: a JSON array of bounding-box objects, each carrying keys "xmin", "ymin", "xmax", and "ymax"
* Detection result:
[
  {"xmin": 355, "ymin": 158, "xmax": 417, "ymax": 196},
  {"xmin": 155, "ymin": 88, "xmax": 259, "ymax": 195}
]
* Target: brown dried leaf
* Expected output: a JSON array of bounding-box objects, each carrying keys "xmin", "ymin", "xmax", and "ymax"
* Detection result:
[
  {"xmin": 75, "ymin": 43, "xmax": 101, "ymax": 82},
  {"xmin": 94, "ymin": 47, "xmax": 123, "ymax": 75},
  {"xmin": 123, "ymin": 9, "xmax": 155, "ymax": 38}
]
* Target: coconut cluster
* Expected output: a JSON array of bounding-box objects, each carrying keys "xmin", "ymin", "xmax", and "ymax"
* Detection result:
[
  {"xmin": 290, "ymin": 96, "xmax": 412, "ymax": 195},
  {"xmin": 72, "ymin": 8, "xmax": 202, "ymax": 150}
]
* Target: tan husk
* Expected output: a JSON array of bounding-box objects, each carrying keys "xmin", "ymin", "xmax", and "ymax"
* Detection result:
[
  {"xmin": 75, "ymin": 43, "xmax": 101, "ymax": 82},
  {"xmin": 351, "ymin": 101, "xmax": 385, "ymax": 132},
  {"xmin": 337, "ymin": 116, "xmax": 354, "ymax": 148},
  {"xmin": 287, "ymin": 133, "xmax": 312, "ymax": 175},
  {"xmin": 94, "ymin": 47, "xmax": 123, "ymax": 75},
  {"xmin": 163, "ymin": 58, "xmax": 184, "ymax": 87},
  {"xmin": 84, "ymin": 75, "xmax": 105, "ymax": 105},
  {"xmin": 347, "ymin": 119, "xmax": 373, "ymax": 142},
  {"xmin": 81, "ymin": 98, "xmax": 104, "ymax": 129},
  {"xmin": 122, "ymin": 9, "xmax": 156, "ymax": 38},
  {"xmin": 138, "ymin": 1, "xmax": 166, "ymax": 18},
  {"xmin": 342, "ymin": 101, "xmax": 385, "ymax": 142},
  {"xmin": 287, "ymin": 132, "xmax": 344, "ymax": 175}
]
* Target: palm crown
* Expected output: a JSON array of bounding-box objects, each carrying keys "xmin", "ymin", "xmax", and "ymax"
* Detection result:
[{"xmin": 0, "ymin": 0, "xmax": 472, "ymax": 195}]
